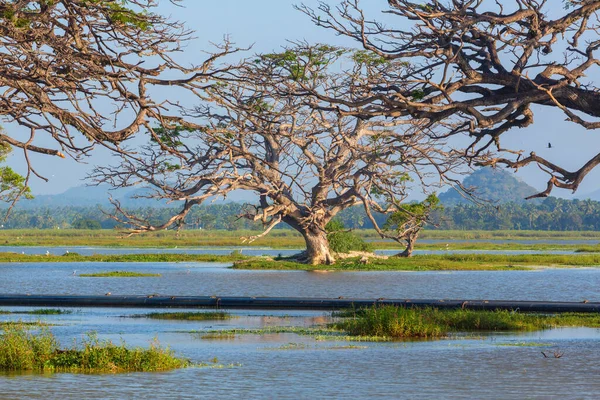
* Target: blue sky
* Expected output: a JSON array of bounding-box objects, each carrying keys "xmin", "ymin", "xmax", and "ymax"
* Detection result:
[{"xmin": 10, "ymin": 0, "xmax": 600, "ymax": 198}]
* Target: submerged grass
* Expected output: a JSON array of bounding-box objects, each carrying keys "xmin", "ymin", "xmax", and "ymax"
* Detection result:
[
  {"xmin": 334, "ymin": 306, "xmax": 600, "ymax": 339},
  {"xmin": 18, "ymin": 309, "xmax": 71, "ymax": 315},
  {"xmin": 0, "ymin": 324, "xmax": 189, "ymax": 373},
  {"xmin": 79, "ymin": 271, "xmax": 161, "ymax": 278},
  {"xmin": 0, "ymin": 321, "xmax": 51, "ymax": 328},
  {"xmin": 143, "ymin": 312, "xmax": 232, "ymax": 321}
]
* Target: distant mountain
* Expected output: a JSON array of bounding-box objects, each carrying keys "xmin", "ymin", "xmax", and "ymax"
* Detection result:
[
  {"xmin": 8, "ymin": 185, "xmax": 164, "ymax": 209},
  {"xmin": 576, "ymin": 187, "xmax": 600, "ymax": 202},
  {"xmin": 439, "ymin": 168, "xmax": 540, "ymax": 206},
  {"xmin": 10, "ymin": 185, "xmax": 258, "ymax": 209}
]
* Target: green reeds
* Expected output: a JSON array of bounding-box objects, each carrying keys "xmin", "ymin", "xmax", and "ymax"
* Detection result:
[
  {"xmin": 0, "ymin": 324, "xmax": 189, "ymax": 373},
  {"xmin": 143, "ymin": 312, "xmax": 232, "ymax": 321},
  {"xmin": 334, "ymin": 306, "xmax": 600, "ymax": 339}
]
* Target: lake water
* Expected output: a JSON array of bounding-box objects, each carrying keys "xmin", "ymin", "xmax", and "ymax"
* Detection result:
[
  {"xmin": 2, "ymin": 255, "xmax": 600, "ymax": 398},
  {"xmin": 1, "ymin": 306, "xmax": 600, "ymax": 399},
  {"xmin": 0, "ymin": 261, "xmax": 599, "ymax": 301}
]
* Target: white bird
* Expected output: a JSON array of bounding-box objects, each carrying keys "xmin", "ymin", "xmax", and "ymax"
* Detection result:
[
  {"xmin": 72, "ymin": 270, "xmax": 77, "ymax": 276},
  {"xmin": 45, "ymin": 250, "xmax": 50, "ymax": 256}
]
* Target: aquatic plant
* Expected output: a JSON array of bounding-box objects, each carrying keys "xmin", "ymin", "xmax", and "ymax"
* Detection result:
[
  {"xmin": 79, "ymin": 271, "xmax": 161, "ymax": 278},
  {"xmin": 335, "ymin": 307, "xmax": 600, "ymax": 339},
  {"xmin": 143, "ymin": 312, "xmax": 232, "ymax": 321},
  {"xmin": 0, "ymin": 324, "xmax": 189, "ymax": 373}
]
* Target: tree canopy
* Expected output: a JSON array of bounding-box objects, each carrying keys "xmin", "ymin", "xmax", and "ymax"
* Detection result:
[
  {"xmin": 299, "ymin": 0, "xmax": 600, "ymax": 198},
  {"xmin": 0, "ymin": 0, "xmax": 234, "ymax": 185}
]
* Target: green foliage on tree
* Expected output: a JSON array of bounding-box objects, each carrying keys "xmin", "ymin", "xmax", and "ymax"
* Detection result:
[
  {"xmin": 0, "ymin": 143, "xmax": 31, "ymax": 204},
  {"xmin": 384, "ymin": 194, "xmax": 442, "ymax": 234}
]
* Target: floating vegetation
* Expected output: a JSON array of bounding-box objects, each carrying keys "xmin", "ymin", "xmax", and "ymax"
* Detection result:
[
  {"xmin": 0, "ymin": 321, "xmax": 51, "ymax": 329},
  {"xmin": 79, "ymin": 271, "xmax": 161, "ymax": 278},
  {"xmin": 327, "ymin": 345, "xmax": 368, "ymax": 350},
  {"xmin": 265, "ymin": 342, "xmax": 309, "ymax": 351},
  {"xmin": 264, "ymin": 343, "xmax": 368, "ymax": 351},
  {"xmin": 195, "ymin": 326, "xmax": 341, "ymax": 337},
  {"xmin": 143, "ymin": 312, "xmax": 232, "ymax": 321},
  {"xmin": 496, "ymin": 342, "xmax": 552, "ymax": 347},
  {"xmin": 199, "ymin": 332, "xmax": 237, "ymax": 340},
  {"xmin": 20, "ymin": 309, "xmax": 72, "ymax": 315},
  {"xmin": 0, "ymin": 324, "xmax": 189, "ymax": 373},
  {"xmin": 194, "ymin": 327, "xmax": 390, "ymax": 342}
]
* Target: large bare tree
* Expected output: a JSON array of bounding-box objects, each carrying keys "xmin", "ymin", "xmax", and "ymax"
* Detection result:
[
  {"xmin": 0, "ymin": 0, "xmax": 234, "ymax": 188},
  {"xmin": 299, "ymin": 0, "xmax": 600, "ymax": 198},
  {"xmin": 93, "ymin": 45, "xmax": 460, "ymax": 264}
]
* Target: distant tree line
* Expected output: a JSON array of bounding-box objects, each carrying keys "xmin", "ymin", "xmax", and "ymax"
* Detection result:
[{"xmin": 2, "ymin": 197, "xmax": 599, "ymax": 232}]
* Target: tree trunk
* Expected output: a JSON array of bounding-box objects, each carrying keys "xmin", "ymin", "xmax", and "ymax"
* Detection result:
[
  {"xmin": 395, "ymin": 233, "xmax": 417, "ymax": 258},
  {"xmin": 302, "ymin": 229, "xmax": 335, "ymax": 265}
]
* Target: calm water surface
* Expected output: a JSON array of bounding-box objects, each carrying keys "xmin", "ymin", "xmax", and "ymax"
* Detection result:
[{"xmin": 1, "ymin": 261, "xmax": 599, "ymax": 301}]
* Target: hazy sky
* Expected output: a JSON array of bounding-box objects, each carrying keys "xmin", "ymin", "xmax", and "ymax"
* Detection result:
[{"xmin": 9, "ymin": 0, "xmax": 600, "ymax": 198}]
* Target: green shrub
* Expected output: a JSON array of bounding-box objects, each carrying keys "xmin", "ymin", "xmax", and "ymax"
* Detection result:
[{"xmin": 326, "ymin": 220, "xmax": 372, "ymax": 253}]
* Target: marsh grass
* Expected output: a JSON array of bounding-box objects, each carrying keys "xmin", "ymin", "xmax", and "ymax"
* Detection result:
[
  {"xmin": 143, "ymin": 312, "xmax": 232, "ymax": 321},
  {"xmin": 0, "ymin": 309, "xmax": 71, "ymax": 316},
  {"xmin": 21, "ymin": 309, "xmax": 72, "ymax": 315},
  {"xmin": 335, "ymin": 306, "xmax": 600, "ymax": 339},
  {"xmin": 0, "ymin": 228, "xmax": 598, "ymax": 250},
  {"xmin": 79, "ymin": 271, "xmax": 161, "ymax": 278},
  {"xmin": 194, "ymin": 327, "xmax": 388, "ymax": 342},
  {"xmin": 0, "ymin": 321, "xmax": 50, "ymax": 328},
  {"xmin": 199, "ymin": 332, "xmax": 237, "ymax": 340},
  {"xmin": 233, "ymin": 253, "xmax": 600, "ymax": 271},
  {"xmin": 0, "ymin": 324, "xmax": 189, "ymax": 373},
  {"xmin": 497, "ymin": 342, "xmax": 552, "ymax": 347},
  {"xmin": 0, "ymin": 253, "xmax": 246, "ymax": 263}
]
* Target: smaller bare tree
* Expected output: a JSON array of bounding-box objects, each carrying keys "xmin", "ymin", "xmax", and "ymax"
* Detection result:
[{"xmin": 376, "ymin": 194, "xmax": 441, "ymax": 257}]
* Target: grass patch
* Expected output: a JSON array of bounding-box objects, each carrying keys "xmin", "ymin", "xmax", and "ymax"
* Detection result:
[
  {"xmin": 0, "ymin": 321, "xmax": 50, "ymax": 329},
  {"xmin": 0, "ymin": 228, "xmax": 598, "ymax": 250},
  {"xmin": 199, "ymin": 332, "xmax": 237, "ymax": 340},
  {"xmin": 334, "ymin": 306, "xmax": 600, "ymax": 339},
  {"xmin": 143, "ymin": 312, "xmax": 232, "ymax": 321},
  {"xmin": 79, "ymin": 271, "xmax": 161, "ymax": 277},
  {"xmin": 20, "ymin": 309, "xmax": 72, "ymax": 315},
  {"xmin": 0, "ymin": 309, "xmax": 71, "ymax": 316},
  {"xmin": 194, "ymin": 327, "xmax": 388, "ymax": 342},
  {"xmin": 497, "ymin": 342, "xmax": 552, "ymax": 347},
  {"xmin": 0, "ymin": 253, "xmax": 247, "ymax": 263},
  {"xmin": 233, "ymin": 253, "xmax": 600, "ymax": 271},
  {"xmin": 0, "ymin": 324, "xmax": 189, "ymax": 373}
]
